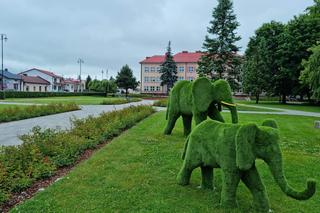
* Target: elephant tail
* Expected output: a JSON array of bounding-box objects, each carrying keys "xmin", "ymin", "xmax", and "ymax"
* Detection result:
[
  {"xmin": 182, "ymin": 135, "xmax": 190, "ymax": 160},
  {"xmin": 166, "ymin": 98, "xmax": 170, "ymax": 120}
]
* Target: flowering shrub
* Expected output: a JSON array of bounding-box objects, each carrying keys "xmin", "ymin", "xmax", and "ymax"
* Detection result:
[
  {"xmin": 0, "ymin": 103, "xmax": 80, "ymax": 123},
  {"xmin": 0, "ymin": 105, "xmax": 154, "ymax": 205}
]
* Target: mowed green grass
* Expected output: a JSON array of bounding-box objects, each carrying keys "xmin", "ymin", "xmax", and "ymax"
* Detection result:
[
  {"xmin": 237, "ymin": 100, "xmax": 320, "ymax": 113},
  {"xmin": 1, "ymin": 96, "xmax": 140, "ymax": 105},
  {"xmin": 12, "ymin": 112, "xmax": 320, "ymax": 212}
]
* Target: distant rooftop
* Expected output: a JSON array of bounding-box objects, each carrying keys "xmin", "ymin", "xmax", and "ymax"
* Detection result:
[
  {"xmin": 20, "ymin": 68, "xmax": 64, "ymax": 79},
  {"xmin": 21, "ymin": 75, "xmax": 50, "ymax": 85},
  {"xmin": 0, "ymin": 69, "xmax": 21, "ymax": 80},
  {"xmin": 140, "ymin": 51, "xmax": 203, "ymax": 64}
]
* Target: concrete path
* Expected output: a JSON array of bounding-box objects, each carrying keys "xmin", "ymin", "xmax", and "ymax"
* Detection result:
[{"xmin": 0, "ymin": 100, "xmax": 153, "ymax": 146}]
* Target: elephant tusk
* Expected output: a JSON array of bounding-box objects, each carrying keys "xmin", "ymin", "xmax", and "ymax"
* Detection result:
[{"xmin": 221, "ymin": 101, "xmax": 236, "ymax": 107}]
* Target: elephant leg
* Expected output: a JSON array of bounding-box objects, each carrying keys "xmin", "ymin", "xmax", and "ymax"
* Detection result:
[
  {"xmin": 241, "ymin": 166, "xmax": 270, "ymax": 213},
  {"xmin": 164, "ymin": 113, "xmax": 180, "ymax": 135},
  {"xmin": 177, "ymin": 162, "xmax": 194, "ymax": 186},
  {"xmin": 200, "ymin": 166, "xmax": 213, "ymax": 190},
  {"xmin": 182, "ymin": 114, "xmax": 192, "ymax": 136},
  {"xmin": 220, "ymin": 170, "xmax": 240, "ymax": 208},
  {"xmin": 193, "ymin": 111, "xmax": 207, "ymax": 125},
  {"xmin": 208, "ymin": 105, "xmax": 225, "ymax": 123}
]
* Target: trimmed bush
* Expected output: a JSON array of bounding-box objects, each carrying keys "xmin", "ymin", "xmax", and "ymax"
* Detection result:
[
  {"xmin": 153, "ymin": 98, "xmax": 168, "ymax": 107},
  {"xmin": 0, "ymin": 105, "xmax": 154, "ymax": 206},
  {"xmin": 0, "ymin": 91, "xmax": 105, "ymax": 99},
  {"xmin": 0, "ymin": 103, "xmax": 80, "ymax": 123},
  {"xmin": 100, "ymin": 97, "xmax": 141, "ymax": 105}
]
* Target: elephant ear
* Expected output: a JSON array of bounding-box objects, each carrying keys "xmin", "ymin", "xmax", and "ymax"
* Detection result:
[
  {"xmin": 261, "ymin": 119, "xmax": 278, "ymax": 129},
  {"xmin": 192, "ymin": 77, "xmax": 213, "ymax": 112},
  {"xmin": 235, "ymin": 123, "xmax": 258, "ymax": 170}
]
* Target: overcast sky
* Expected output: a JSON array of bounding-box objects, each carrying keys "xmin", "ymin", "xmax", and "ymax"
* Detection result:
[{"xmin": 0, "ymin": 0, "xmax": 314, "ymax": 80}]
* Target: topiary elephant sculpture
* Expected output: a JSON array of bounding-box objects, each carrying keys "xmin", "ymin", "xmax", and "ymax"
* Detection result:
[
  {"xmin": 177, "ymin": 119, "xmax": 316, "ymax": 212},
  {"xmin": 164, "ymin": 77, "xmax": 238, "ymax": 136}
]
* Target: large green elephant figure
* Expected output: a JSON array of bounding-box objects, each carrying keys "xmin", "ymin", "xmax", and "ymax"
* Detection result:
[
  {"xmin": 164, "ymin": 77, "xmax": 238, "ymax": 136},
  {"xmin": 177, "ymin": 119, "xmax": 316, "ymax": 212}
]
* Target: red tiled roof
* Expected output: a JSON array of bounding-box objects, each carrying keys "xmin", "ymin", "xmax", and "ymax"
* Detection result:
[
  {"xmin": 64, "ymin": 78, "xmax": 80, "ymax": 84},
  {"xmin": 21, "ymin": 68, "xmax": 63, "ymax": 79},
  {"xmin": 21, "ymin": 75, "xmax": 50, "ymax": 85},
  {"xmin": 140, "ymin": 51, "xmax": 203, "ymax": 64}
]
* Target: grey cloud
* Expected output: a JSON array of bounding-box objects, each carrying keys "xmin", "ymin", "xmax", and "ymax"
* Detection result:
[{"xmin": 0, "ymin": 0, "xmax": 314, "ymax": 79}]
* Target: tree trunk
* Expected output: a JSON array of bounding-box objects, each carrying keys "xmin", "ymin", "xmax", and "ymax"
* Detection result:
[
  {"xmin": 255, "ymin": 93, "xmax": 260, "ymax": 104},
  {"xmin": 125, "ymin": 88, "xmax": 128, "ymax": 97},
  {"xmin": 281, "ymin": 93, "xmax": 287, "ymax": 104}
]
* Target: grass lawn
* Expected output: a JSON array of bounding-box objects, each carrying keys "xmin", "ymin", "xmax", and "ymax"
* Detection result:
[
  {"xmin": 0, "ymin": 96, "xmax": 141, "ymax": 105},
  {"xmin": 237, "ymin": 100, "xmax": 320, "ymax": 113},
  {"xmin": 12, "ymin": 112, "xmax": 320, "ymax": 212}
]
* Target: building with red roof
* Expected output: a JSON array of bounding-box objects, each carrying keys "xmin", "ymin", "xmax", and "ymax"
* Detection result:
[
  {"xmin": 20, "ymin": 68, "xmax": 65, "ymax": 92},
  {"xmin": 21, "ymin": 75, "xmax": 50, "ymax": 92},
  {"xmin": 139, "ymin": 51, "xmax": 203, "ymax": 94}
]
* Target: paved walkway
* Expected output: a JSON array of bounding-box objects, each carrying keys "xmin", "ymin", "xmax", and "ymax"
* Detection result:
[
  {"xmin": 0, "ymin": 100, "xmax": 153, "ymax": 146},
  {"xmin": 1, "ymin": 101, "xmax": 319, "ymax": 146}
]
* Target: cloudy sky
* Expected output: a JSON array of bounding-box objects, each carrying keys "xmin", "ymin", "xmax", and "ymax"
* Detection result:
[{"xmin": 0, "ymin": 0, "xmax": 314, "ymax": 80}]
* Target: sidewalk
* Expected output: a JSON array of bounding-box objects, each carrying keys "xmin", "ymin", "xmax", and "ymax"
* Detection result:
[{"xmin": 0, "ymin": 100, "xmax": 153, "ymax": 146}]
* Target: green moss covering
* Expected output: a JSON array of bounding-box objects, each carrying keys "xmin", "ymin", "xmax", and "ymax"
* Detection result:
[
  {"xmin": 164, "ymin": 77, "xmax": 238, "ymax": 136},
  {"xmin": 177, "ymin": 119, "xmax": 316, "ymax": 212}
]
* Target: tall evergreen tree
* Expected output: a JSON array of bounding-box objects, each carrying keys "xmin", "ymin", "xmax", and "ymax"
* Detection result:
[
  {"xmin": 197, "ymin": 0, "xmax": 241, "ymax": 80},
  {"xmin": 159, "ymin": 41, "xmax": 177, "ymax": 94},
  {"xmin": 115, "ymin": 65, "xmax": 138, "ymax": 97},
  {"xmin": 85, "ymin": 75, "xmax": 92, "ymax": 91}
]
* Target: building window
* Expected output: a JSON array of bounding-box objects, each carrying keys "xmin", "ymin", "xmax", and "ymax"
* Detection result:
[
  {"xmin": 156, "ymin": 86, "xmax": 160, "ymax": 91},
  {"xmin": 144, "ymin": 77, "xmax": 149, "ymax": 82},
  {"xmin": 33, "ymin": 86, "xmax": 36, "ymax": 91},
  {"xmin": 150, "ymin": 67, "xmax": 155, "ymax": 72},
  {"xmin": 179, "ymin": 77, "xmax": 184, "ymax": 81},
  {"xmin": 54, "ymin": 85, "xmax": 57, "ymax": 90},
  {"xmin": 188, "ymin": 66, "xmax": 194, "ymax": 72},
  {"xmin": 189, "ymin": 77, "xmax": 194, "ymax": 81},
  {"xmin": 150, "ymin": 86, "xmax": 155, "ymax": 91},
  {"xmin": 151, "ymin": 77, "xmax": 156, "ymax": 82},
  {"xmin": 156, "ymin": 77, "xmax": 161, "ymax": 82},
  {"xmin": 45, "ymin": 86, "xmax": 47, "ymax": 92},
  {"xmin": 156, "ymin": 67, "xmax": 161, "ymax": 72},
  {"xmin": 144, "ymin": 86, "xmax": 149, "ymax": 91},
  {"xmin": 26, "ymin": 86, "xmax": 29, "ymax": 92},
  {"xmin": 179, "ymin": 66, "xmax": 184, "ymax": 72},
  {"xmin": 14, "ymin": 84, "xmax": 18, "ymax": 90},
  {"xmin": 39, "ymin": 86, "xmax": 42, "ymax": 92},
  {"xmin": 144, "ymin": 67, "xmax": 149, "ymax": 72}
]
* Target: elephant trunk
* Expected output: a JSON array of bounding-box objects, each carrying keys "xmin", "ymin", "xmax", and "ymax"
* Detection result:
[{"xmin": 268, "ymin": 159, "xmax": 316, "ymax": 200}]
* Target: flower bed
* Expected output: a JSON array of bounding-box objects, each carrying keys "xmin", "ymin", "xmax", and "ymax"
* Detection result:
[
  {"xmin": 0, "ymin": 103, "xmax": 80, "ymax": 123},
  {"xmin": 0, "ymin": 105, "xmax": 154, "ymax": 206},
  {"xmin": 100, "ymin": 97, "xmax": 141, "ymax": 105}
]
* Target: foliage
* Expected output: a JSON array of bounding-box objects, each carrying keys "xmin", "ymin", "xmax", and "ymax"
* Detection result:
[
  {"xmin": 197, "ymin": 0, "xmax": 241, "ymax": 81},
  {"xmin": 0, "ymin": 105, "xmax": 154, "ymax": 206},
  {"xmin": 115, "ymin": 65, "xmax": 138, "ymax": 97},
  {"xmin": 300, "ymin": 45, "xmax": 320, "ymax": 101},
  {"xmin": 159, "ymin": 41, "xmax": 178, "ymax": 93},
  {"xmin": 88, "ymin": 79, "xmax": 117, "ymax": 94},
  {"xmin": 164, "ymin": 77, "xmax": 238, "ymax": 136},
  {"xmin": 153, "ymin": 99, "xmax": 168, "ymax": 107},
  {"xmin": 10, "ymin": 112, "xmax": 320, "ymax": 212},
  {"xmin": 100, "ymin": 98, "xmax": 141, "ymax": 105},
  {"xmin": 0, "ymin": 91, "xmax": 105, "ymax": 99},
  {"xmin": 178, "ymin": 119, "xmax": 315, "ymax": 212},
  {"xmin": 242, "ymin": 21, "xmax": 285, "ymax": 103},
  {"xmin": 0, "ymin": 103, "xmax": 79, "ymax": 123},
  {"xmin": 85, "ymin": 75, "xmax": 92, "ymax": 90}
]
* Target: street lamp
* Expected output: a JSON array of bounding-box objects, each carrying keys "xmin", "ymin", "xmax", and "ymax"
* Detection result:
[
  {"xmin": 77, "ymin": 58, "xmax": 84, "ymax": 92},
  {"xmin": 1, "ymin": 34, "xmax": 8, "ymax": 98}
]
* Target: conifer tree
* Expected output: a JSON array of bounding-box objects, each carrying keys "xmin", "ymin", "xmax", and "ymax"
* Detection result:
[
  {"xmin": 197, "ymin": 0, "xmax": 241, "ymax": 80},
  {"xmin": 160, "ymin": 41, "xmax": 178, "ymax": 94},
  {"xmin": 115, "ymin": 65, "xmax": 138, "ymax": 97}
]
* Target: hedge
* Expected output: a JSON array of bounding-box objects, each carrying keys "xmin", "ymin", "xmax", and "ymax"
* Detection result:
[
  {"xmin": 0, "ymin": 103, "xmax": 80, "ymax": 123},
  {"xmin": 0, "ymin": 91, "xmax": 106, "ymax": 99},
  {"xmin": 0, "ymin": 105, "xmax": 154, "ymax": 206}
]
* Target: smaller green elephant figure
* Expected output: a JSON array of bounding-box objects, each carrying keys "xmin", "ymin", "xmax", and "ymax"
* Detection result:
[{"xmin": 177, "ymin": 119, "xmax": 316, "ymax": 212}]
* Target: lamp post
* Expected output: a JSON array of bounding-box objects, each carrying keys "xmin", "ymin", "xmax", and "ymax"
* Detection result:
[
  {"xmin": 106, "ymin": 69, "xmax": 109, "ymax": 96},
  {"xmin": 1, "ymin": 34, "xmax": 8, "ymax": 98},
  {"xmin": 77, "ymin": 58, "xmax": 84, "ymax": 92}
]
